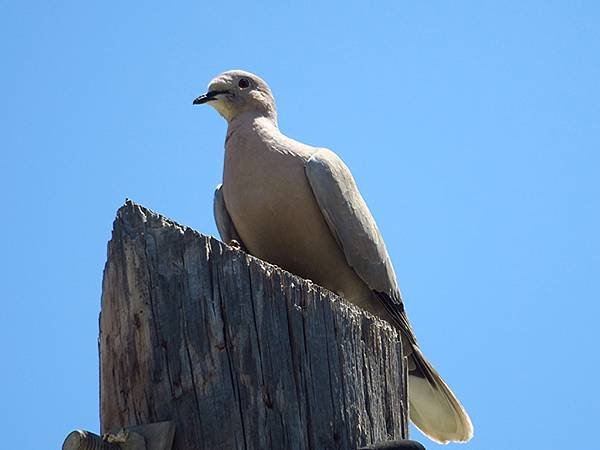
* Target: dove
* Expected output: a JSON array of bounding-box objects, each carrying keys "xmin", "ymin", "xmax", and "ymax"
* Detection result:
[{"xmin": 194, "ymin": 70, "xmax": 473, "ymax": 444}]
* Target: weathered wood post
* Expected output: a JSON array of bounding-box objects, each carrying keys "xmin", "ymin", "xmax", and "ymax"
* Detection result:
[{"xmin": 99, "ymin": 201, "xmax": 409, "ymax": 450}]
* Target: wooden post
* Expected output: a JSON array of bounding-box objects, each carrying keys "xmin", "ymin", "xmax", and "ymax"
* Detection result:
[{"xmin": 99, "ymin": 201, "xmax": 408, "ymax": 450}]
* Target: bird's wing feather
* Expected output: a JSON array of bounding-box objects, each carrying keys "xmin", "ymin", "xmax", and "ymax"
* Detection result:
[
  {"xmin": 305, "ymin": 149, "xmax": 416, "ymax": 342},
  {"xmin": 213, "ymin": 184, "xmax": 247, "ymax": 250},
  {"xmin": 304, "ymin": 149, "xmax": 398, "ymax": 294}
]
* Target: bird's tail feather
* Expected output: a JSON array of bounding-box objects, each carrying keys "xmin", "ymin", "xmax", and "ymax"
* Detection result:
[{"xmin": 408, "ymin": 346, "xmax": 473, "ymax": 444}]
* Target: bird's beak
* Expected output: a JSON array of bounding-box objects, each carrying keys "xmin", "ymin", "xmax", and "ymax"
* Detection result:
[{"xmin": 193, "ymin": 90, "xmax": 230, "ymax": 105}]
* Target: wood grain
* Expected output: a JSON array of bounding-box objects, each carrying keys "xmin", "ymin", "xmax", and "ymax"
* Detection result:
[{"xmin": 99, "ymin": 201, "xmax": 408, "ymax": 450}]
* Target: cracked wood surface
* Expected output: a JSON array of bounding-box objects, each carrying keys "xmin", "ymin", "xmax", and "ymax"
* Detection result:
[{"xmin": 100, "ymin": 201, "xmax": 408, "ymax": 450}]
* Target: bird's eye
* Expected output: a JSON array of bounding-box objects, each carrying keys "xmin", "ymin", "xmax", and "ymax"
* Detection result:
[{"xmin": 238, "ymin": 78, "xmax": 250, "ymax": 89}]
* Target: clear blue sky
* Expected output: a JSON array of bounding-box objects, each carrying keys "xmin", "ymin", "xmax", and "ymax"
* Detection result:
[{"xmin": 1, "ymin": 1, "xmax": 598, "ymax": 449}]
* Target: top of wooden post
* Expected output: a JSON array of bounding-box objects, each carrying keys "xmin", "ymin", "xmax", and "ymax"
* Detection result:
[{"xmin": 99, "ymin": 201, "xmax": 408, "ymax": 450}]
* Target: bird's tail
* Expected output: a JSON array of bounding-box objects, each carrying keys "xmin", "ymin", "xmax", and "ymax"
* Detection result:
[{"xmin": 408, "ymin": 345, "xmax": 473, "ymax": 444}]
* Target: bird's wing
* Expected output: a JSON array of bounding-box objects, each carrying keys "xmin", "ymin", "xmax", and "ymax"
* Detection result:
[
  {"xmin": 305, "ymin": 151, "xmax": 473, "ymax": 443},
  {"xmin": 305, "ymin": 149, "xmax": 416, "ymax": 342},
  {"xmin": 213, "ymin": 184, "xmax": 247, "ymax": 251}
]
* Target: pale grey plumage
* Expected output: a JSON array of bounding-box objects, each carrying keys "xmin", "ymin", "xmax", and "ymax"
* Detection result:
[
  {"xmin": 305, "ymin": 149, "xmax": 399, "ymax": 297},
  {"xmin": 213, "ymin": 183, "xmax": 245, "ymax": 250},
  {"xmin": 196, "ymin": 69, "xmax": 473, "ymax": 444}
]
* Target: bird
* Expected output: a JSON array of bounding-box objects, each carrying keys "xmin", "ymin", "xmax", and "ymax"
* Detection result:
[{"xmin": 193, "ymin": 69, "xmax": 473, "ymax": 444}]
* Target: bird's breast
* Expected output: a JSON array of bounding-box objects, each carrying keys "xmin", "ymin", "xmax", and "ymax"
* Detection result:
[
  {"xmin": 221, "ymin": 134, "xmax": 367, "ymax": 300},
  {"xmin": 223, "ymin": 141, "xmax": 320, "ymax": 265}
]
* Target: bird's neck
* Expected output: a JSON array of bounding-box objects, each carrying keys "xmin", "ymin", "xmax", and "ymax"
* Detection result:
[
  {"xmin": 226, "ymin": 113, "xmax": 280, "ymax": 146},
  {"xmin": 229, "ymin": 109, "xmax": 278, "ymax": 128}
]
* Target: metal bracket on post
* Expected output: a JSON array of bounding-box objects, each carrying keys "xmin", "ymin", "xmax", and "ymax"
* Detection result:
[
  {"xmin": 63, "ymin": 421, "xmax": 175, "ymax": 450},
  {"xmin": 358, "ymin": 440, "xmax": 426, "ymax": 450}
]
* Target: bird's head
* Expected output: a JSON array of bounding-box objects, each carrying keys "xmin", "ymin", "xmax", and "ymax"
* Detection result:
[{"xmin": 193, "ymin": 70, "xmax": 277, "ymax": 123}]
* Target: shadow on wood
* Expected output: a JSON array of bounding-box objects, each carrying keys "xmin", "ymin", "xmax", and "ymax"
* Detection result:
[{"xmin": 100, "ymin": 201, "xmax": 408, "ymax": 450}]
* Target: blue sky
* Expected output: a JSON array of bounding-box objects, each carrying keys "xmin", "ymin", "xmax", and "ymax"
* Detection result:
[{"xmin": 1, "ymin": 1, "xmax": 599, "ymax": 449}]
